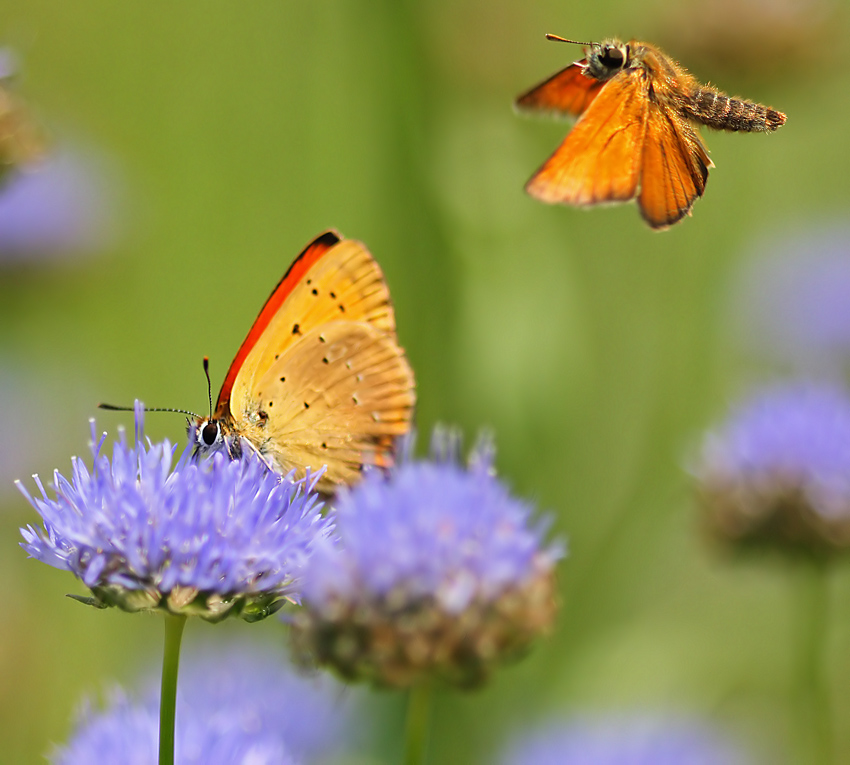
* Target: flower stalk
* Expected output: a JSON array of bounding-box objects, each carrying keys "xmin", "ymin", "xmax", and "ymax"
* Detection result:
[
  {"xmin": 404, "ymin": 683, "xmax": 432, "ymax": 765},
  {"xmin": 796, "ymin": 556, "xmax": 832, "ymax": 765},
  {"xmin": 159, "ymin": 613, "xmax": 186, "ymax": 765}
]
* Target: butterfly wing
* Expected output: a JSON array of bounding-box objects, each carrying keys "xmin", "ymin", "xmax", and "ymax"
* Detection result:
[
  {"xmin": 515, "ymin": 61, "xmax": 604, "ymax": 117},
  {"xmin": 216, "ymin": 231, "xmax": 397, "ymax": 418},
  {"xmin": 523, "ymin": 70, "xmax": 649, "ymax": 207},
  {"xmin": 235, "ymin": 321, "xmax": 415, "ymax": 491},
  {"xmin": 637, "ymin": 107, "xmax": 712, "ymax": 229},
  {"xmin": 218, "ymin": 231, "xmax": 415, "ymax": 491}
]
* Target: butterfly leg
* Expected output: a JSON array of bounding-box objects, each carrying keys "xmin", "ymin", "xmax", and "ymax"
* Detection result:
[{"xmin": 236, "ymin": 435, "xmax": 280, "ymax": 476}]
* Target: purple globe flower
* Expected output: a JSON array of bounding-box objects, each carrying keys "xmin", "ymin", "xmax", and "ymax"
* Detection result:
[
  {"xmin": 0, "ymin": 149, "xmax": 120, "ymax": 263},
  {"xmin": 52, "ymin": 638, "xmax": 359, "ymax": 765},
  {"xmin": 694, "ymin": 382, "xmax": 850, "ymax": 553},
  {"xmin": 291, "ymin": 429, "xmax": 563, "ymax": 688},
  {"xmin": 18, "ymin": 404, "xmax": 333, "ymax": 621},
  {"xmin": 498, "ymin": 714, "xmax": 751, "ymax": 765}
]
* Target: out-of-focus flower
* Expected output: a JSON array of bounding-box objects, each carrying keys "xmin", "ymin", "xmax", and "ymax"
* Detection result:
[
  {"xmin": 0, "ymin": 48, "xmax": 121, "ymax": 263},
  {"xmin": 663, "ymin": 0, "xmax": 836, "ymax": 80},
  {"xmin": 18, "ymin": 404, "xmax": 333, "ymax": 621},
  {"xmin": 694, "ymin": 382, "xmax": 850, "ymax": 554},
  {"xmin": 498, "ymin": 714, "xmax": 752, "ymax": 765},
  {"xmin": 52, "ymin": 638, "xmax": 358, "ymax": 765},
  {"xmin": 0, "ymin": 149, "xmax": 120, "ymax": 263},
  {"xmin": 0, "ymin": 48, "xmax": 46, "ymax": 186},
  {"xmin": 730, "ymin": 225, "xmax": 850, "ymax": 378},
  {"xmin": 291, "ymin": 429, "xmax": 563, "ymax": 689}
]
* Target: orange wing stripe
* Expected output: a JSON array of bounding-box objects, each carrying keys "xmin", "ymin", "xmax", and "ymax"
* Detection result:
[{"xmin": 215, "ymin": 230, "xmax": 341, "ymax": 413}]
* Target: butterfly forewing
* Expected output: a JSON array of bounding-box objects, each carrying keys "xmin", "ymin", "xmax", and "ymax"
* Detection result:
[
  {"xmin": 515, "ymin": 62, "xmax": 604, "ymax": 117},
  {"xmin": 232, "ymin": 322, "xmax": 415, "ymax": 491},
  {"xmin": 221, "ymin": 235, "xmax": 397, "ymax": 419},
  {"xmin": 525, "ymin": 71, "xmax": 648, "ymax": 206}
]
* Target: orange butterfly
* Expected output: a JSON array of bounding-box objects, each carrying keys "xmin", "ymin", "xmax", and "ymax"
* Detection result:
[
  {"xmin": 103, "ymin": 231, "xmax": 416, "ymax": 494},
  {"xmin": 515, "ymin": 35, "xmax": 786, "ymax": 229}
]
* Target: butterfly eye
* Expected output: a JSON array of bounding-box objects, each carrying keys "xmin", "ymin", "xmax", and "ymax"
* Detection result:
[
  {"xmin": 600, "ymin": 45, "xmax": 625, "ymax": 69},
  {"xmin": 201, "ymin": 422, "xmax": 220, "ymax": 447}
]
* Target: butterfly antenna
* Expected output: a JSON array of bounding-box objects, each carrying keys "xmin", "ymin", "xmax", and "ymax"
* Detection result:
[
  {"xmin": 203, "ymin": 356, "xmax": 213, "ymax": 420},
  {"xmin": 545, "ymin": 34, "xmax": 594, "ymax": 46},
  {"xmin": 98, "ymin": 403, "xmax": 201, "ymax": 417}
]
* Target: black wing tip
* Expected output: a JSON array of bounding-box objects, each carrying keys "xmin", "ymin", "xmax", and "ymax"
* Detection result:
[
  {"xmin": 313, "ymin": 230, "xmax": 342, "ymax": 248},
  {"xmin": 281, "ymin": 230, "xmax": 344, "ymax": 280}
]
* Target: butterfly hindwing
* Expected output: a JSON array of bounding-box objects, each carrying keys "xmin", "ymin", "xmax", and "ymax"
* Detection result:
[
  {"xmin": 637, "ymin": 106, "xmax": 711, "ymax": 229},
  {"xmin": 231, "ymin": 322, "xmax": 415, "ymax": 490}
]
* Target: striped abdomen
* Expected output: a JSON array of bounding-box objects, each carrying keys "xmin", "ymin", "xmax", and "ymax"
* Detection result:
[{"xmin": 686, "ymin": 88, "xmax": 786, "ymax": 132}]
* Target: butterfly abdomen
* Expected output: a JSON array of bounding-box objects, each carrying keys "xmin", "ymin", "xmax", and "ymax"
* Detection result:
[{"xmin": 686, "ymin": 88, "xmax": 786, "ymax": 132}]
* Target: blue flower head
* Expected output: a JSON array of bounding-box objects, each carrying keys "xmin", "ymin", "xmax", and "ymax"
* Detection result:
[
  {"xmin": 0, "ymin": 151, "xmax": 118, "ymax": 264},
  {"xmin": 291, "ymin": 428, "xmax": 563, "ymax": 688},
  {"xmin": 18, "ymin": 403, "xmax": 333, "ymax": 621},
  {"xmin": 52, "ymin": 638, "xmax": 359, "ymax": 765},
  {"xmin": 694, "ymin": 382, "xmax": 850, "ymax": 554},
  {"xmin": 498, "ymin": 714, "xmax": 751, "ymax": 765}
]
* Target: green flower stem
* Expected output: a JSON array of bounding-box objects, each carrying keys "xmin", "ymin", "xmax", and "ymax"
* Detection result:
[
  {"xmin": 796, "ymin": 556, "xmax": 831, "ymax": 765},
  {"xmin": 404, "ymin": 683, "xmax": 433, "ymax": 765},
  {"xmin": 159, "ymin": 613, "xmax": 187, "ymax": 765}
]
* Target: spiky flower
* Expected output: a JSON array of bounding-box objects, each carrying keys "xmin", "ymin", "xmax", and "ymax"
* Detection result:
[
  {"xmin": 291, "ymin": 429, "xmax": 563, "ymax": 689},
  {"xmin": 18, "ymin": 404, "xmax": 332, "ymax": 621},
  {"xmin": 694, "ymin": 382, "xmax": 850, "ymax": 554},
  {"xmin": 498, "ymin": 714, "xmax": 751, "ymax": 765},
  {"xmin": 52, "ymin": 638, "xmax": 359, "ymax": 764}
]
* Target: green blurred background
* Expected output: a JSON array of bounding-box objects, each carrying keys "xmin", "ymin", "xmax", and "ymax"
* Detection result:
[{"xmin": 1, "ymin": 1, "xmax": 848, "ymax": 762}]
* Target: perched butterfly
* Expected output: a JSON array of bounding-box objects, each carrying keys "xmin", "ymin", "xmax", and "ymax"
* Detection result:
[
  {"xmin": 102, "ymin": 231, "xmax": 416, "ymax": 494},
  {"xmin": 515, "ymin": 35, "xmax": 787, "ymax": 229}
]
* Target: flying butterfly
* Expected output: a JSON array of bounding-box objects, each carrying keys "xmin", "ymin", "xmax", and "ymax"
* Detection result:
[
  {"xmin": 515, "ymin": 35, "xmax": 786, "ymax": 229},
  {"xmin": 102, "ymin": 231, "xmax": 416, "ymax": 494}
]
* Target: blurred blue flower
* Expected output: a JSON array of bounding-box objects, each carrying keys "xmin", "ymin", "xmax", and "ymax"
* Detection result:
[
  {"xmin": 292, "ymin": 429, "xmax": 563, "ymax": 688},
  {"xmin": 498, "ymin": 714, "xmax": 751, "ymax": 765},
  {"xmin": 18, "ymin": 404, "xmax": 333, "ymax": 621},
  {"xmin": 52, "ymin": 638, "xmax": 359, "ymax": 765},
  {"xmin": 694, "ymin": 382, "xmax": 850, "ymax": 552},
  {"xmin": 730, "ymin": 225, "xmax": 850, "ymax": 377},
  {"xmin": 0, "ymin": 149, "xmax": 120, "ymax": 263}
]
